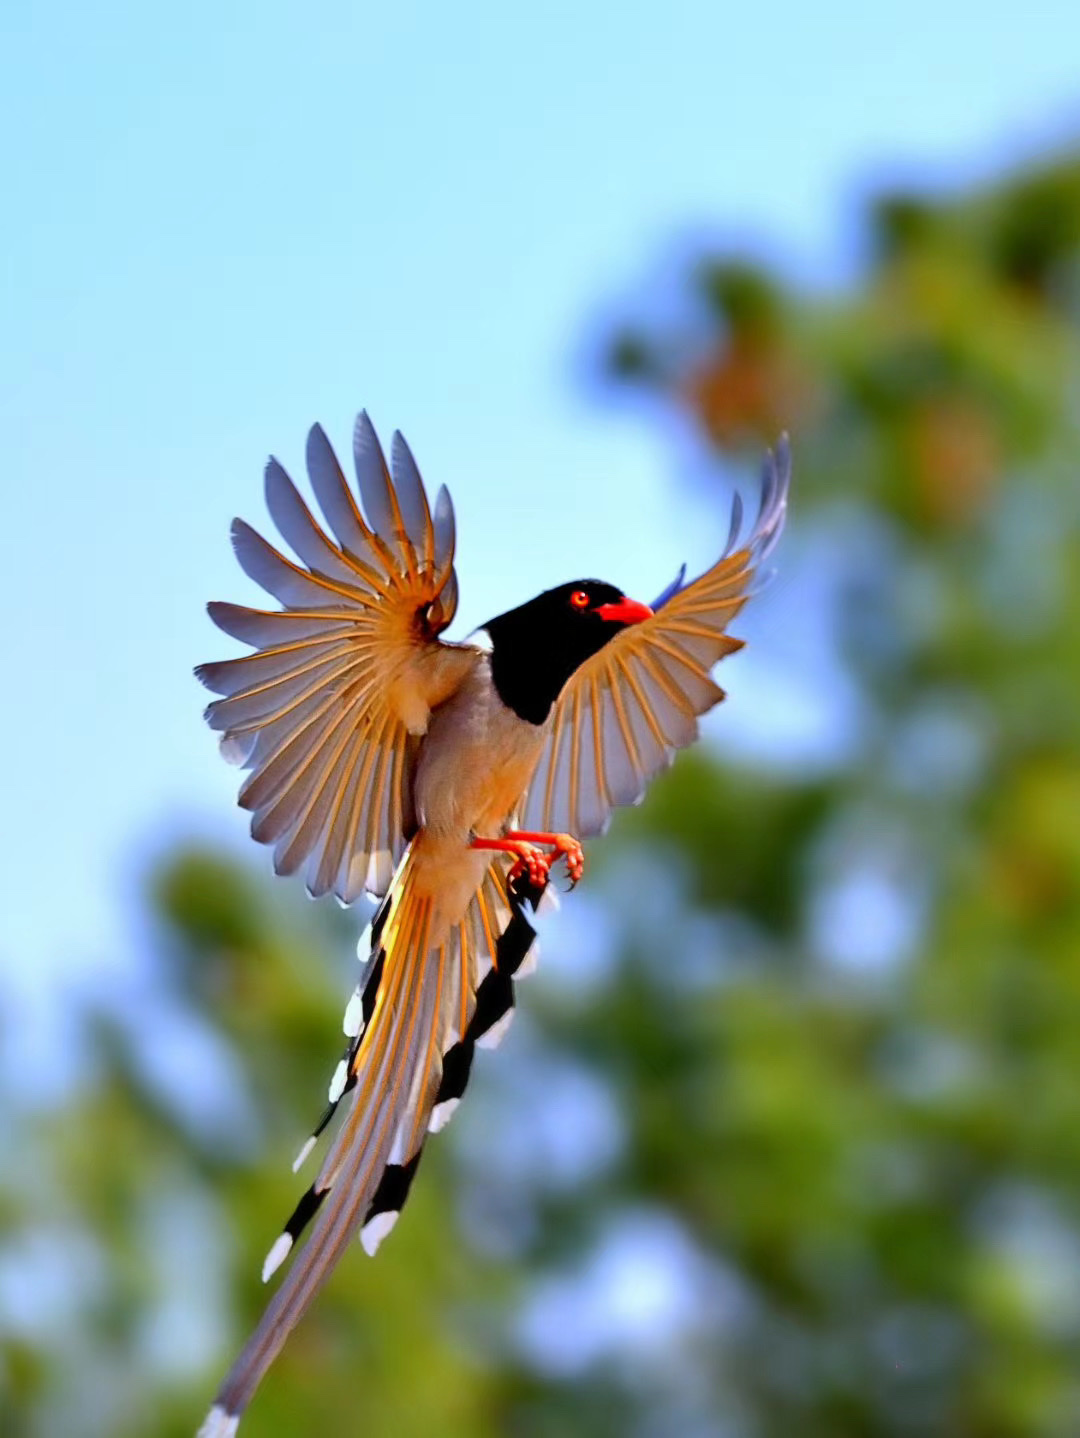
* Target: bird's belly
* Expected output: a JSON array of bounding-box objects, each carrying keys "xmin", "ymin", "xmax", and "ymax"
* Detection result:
[{"xmin": 413, "ymin": 686, "xmax": 547, "ymax": 842}]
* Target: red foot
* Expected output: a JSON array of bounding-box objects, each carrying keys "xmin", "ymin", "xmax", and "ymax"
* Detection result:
[
  {"xmin": 471, "ymin": 836, "xmax": 551, "ymax": 892},
  {"xmin": 505, "ymin": 831, "xmax": 585, "ymax": 888},
  {"xmin": 507, "ymin": 845, "xmax": 551, "ymax": 892},
  {"xmin": 471, "ymin": 831, "xmax": 585, "ymax": 892}
]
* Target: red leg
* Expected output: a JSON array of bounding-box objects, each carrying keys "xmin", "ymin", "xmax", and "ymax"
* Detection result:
[
  {"xmin": 469, "ymin": 836, "xmax": 551, "ymax": 891},
  {"xmin": 504, "ymin": 830, "xmax": 585, "ymax": 886}
]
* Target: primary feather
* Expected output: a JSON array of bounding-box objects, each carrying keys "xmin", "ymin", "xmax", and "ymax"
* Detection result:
[{"xmin": 197, "ymin": 413, "xmax": 473, "ymax": 901}]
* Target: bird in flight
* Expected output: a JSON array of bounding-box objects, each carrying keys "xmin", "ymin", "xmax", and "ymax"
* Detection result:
[{"xmin": 195, "ymin": 411, "xmax": 790, "ymax": 1435}]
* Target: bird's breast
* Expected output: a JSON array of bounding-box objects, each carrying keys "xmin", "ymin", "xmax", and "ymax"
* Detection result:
[{"xmin": 413, "ymin": 660, "xmax": 547, "ymax": 840}]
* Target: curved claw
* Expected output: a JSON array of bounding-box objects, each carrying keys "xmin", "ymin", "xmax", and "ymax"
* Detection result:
[
  {"xmin": 549, "ymin": 834, "xmax": 584, "ymax": 887},
  {"xmin": 471, "ymin": 831, "xmax": 583, "ymax": 897}
]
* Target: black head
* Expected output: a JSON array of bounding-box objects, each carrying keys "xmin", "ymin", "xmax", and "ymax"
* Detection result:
[{"xmin": 483, "ymin": 579, "xmax": 653, "ymax": 725}]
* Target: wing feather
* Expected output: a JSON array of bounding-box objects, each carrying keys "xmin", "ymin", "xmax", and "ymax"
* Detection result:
[
  {"xmin": 390, "ymin": 431, "xmax": 435, "ymax": 567},
  {"xmin": 520, "ymin": 436, "xmax": 790, "ymax": 836},
  {"xmin": 206, "ymin": 603, "xmax": 356, "ymax": 648},
  {"xmin": 230, "ymin": 518, "xmax": 379, "ymax": 610},
  {"xmin": 305, "ymin": 422, "xmax": 382, "ymax": 568},
  {"xmin": 432, "ymin": 485, "xmax": 456, "ymax": 576},
  {"xmin": 264, "ymin": 459, "xmax": 364, "ymax": 584},
  {"xmin": 310, "ymin": 726, "xmax": 366, "ymax": 898},
  {"xmin": 352, "ymin": 412, "xmax": 401, "ymax": 558},
  {"xmin": 198, "ymin": 635, "xmax": 356, "ymax": 699},
  {"xmin": 199, "ymin": 413, "xmax": 475, "ymax": 901}
]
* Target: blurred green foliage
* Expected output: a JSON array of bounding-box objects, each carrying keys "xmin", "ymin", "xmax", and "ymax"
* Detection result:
[{"xmin": 4, "ymin": 150, "xmax": 1080, "ymax": 1437}]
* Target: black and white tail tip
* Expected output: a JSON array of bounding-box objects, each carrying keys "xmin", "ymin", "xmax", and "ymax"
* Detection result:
[
  {"xmin": 258, "ymin": 875, "xmax": 547, "ymax": 1289},
  {"xmin": 285, "ymin": 908, "xmax": 390, "ymax": 1180}
]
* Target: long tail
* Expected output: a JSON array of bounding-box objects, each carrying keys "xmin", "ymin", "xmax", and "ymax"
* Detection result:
[{"xmin": 197, "ymin": 843, "xmax": 545, "ymax": 1436}]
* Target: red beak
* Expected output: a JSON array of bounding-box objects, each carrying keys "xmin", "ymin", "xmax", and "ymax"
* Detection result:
[{"xmin": 595, "ymin": 596, "xmax": 653, "ymax": 626}]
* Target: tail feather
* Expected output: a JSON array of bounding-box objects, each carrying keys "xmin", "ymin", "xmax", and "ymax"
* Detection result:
[
  {"xmin": 198, "ymin": 847, "xmax": 544, "ymax": 1432},
  {"xmin": 290, "ymin": 890, "xmax": 393, "ymax": 1174}
]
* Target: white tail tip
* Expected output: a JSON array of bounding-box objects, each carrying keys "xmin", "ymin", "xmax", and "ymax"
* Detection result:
[
  {"xmin": 196, "ymin": 1404, "xmax": 239, "ymax": 1438},
  {"xmin": 261, "ymin": 1232, "xmax": 294, "ymax": 1283},
  {"xmin": 342, "ymin": 988, "xmax": 365, "ymax": 1037},
  {"xmin": 429, "ymin": 1097, "xmax": 460, "ymax": 1133},
  {"xmin": 360, "ymin": 1209, "xmax": 399, "ymax": 1256},
  {"xmin": 328, "ymin": 1059, "xmax": 349, "ymax": 1104},
  {"xmin": 291, "ymin": 1134, "xmax": 317, "ymax": 1174},
  {"xmin": 476, "ymin": 1008, "xmax": 514, "ymax": 1050}
]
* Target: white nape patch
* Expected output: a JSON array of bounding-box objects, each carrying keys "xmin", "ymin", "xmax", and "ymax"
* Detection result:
[
  {"xmin": 516, "ymin": 940, "xmax": 540, "ymax": 979},
  {"xmin": 476, "ymin": 1010, "xmax": 514, "ymax": 1050},
  {"xmin": 197, "ymin": 1404, "xmax": 239, "ymax": 1438},
  {"xmin": 291, "ymin": 1135, "xmax": 317, "ymax": 1174},
  {"xmin": 261, "ymin": 1232, "xmax": 293, "ymax": 1283},
  {"xmin": 342, "ymin": 988, "xmax": 366, "ymax": 1037},
  {"xmin": 428, "ymin": 1097, "xmax": 460, "ymax": 1133},
  {"xmin": 328, "ymin": 1060, "xmax": 349, "ymax": 1104},
  {"xmin": 360, "ymin": 1210, "xmax": 399, "ymax": 1256},
  {"xmin": 356, "ymin": 922, "xmax": 373, "ymax": 961}
]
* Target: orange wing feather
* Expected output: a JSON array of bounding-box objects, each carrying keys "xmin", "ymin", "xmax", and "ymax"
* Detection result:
[{"xmin": 520, "ymin": 436, "xmax": 790, "ymax": 837}]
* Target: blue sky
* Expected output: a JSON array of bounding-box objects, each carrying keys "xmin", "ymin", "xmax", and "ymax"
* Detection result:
[{"xmin": 2, "ymin": 0, "xmax": 1079, "ymax": 1044}]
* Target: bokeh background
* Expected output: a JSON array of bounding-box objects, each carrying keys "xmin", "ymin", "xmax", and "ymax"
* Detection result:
[{"xmin": 4, "ymin": 3, "xmax": 1080, "ymax": 1435}]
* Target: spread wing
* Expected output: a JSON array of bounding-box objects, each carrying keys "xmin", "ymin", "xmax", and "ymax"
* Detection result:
[
  {"xmin": 519, "ymin": 437, "xmax": 791, "ymax": 837},
  {"xmin": 197, "ymin": 412, "xmax": 475, "ymax": 903}
]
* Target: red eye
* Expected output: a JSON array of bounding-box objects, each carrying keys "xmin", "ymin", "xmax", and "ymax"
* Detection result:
[{"xmin": 569, "ymin": 590, "xmax": 590, "ymax": 610}]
